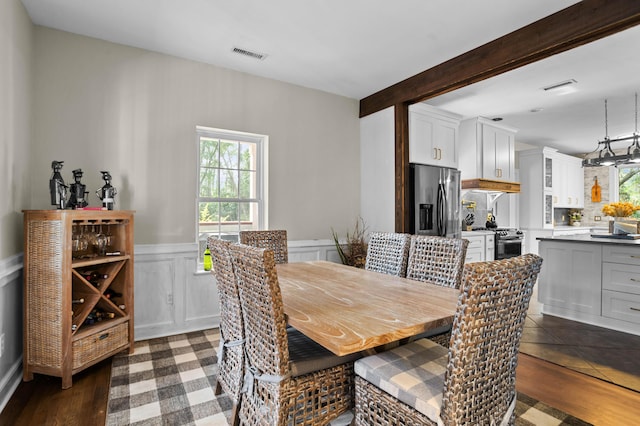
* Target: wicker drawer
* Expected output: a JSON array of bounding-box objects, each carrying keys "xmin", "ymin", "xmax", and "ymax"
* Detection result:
[
  {"xmin": 602, "ymin": 291, "xmax": 640, "ymax": 325},
  {"xmin": 73, "ymin": 322, "xmax": 129, "ymax": 369}
]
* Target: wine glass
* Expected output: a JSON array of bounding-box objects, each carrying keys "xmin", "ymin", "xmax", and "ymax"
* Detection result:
[{"xmin": 94, "ymin": 225, "xmax": 108, "ymax": 256}]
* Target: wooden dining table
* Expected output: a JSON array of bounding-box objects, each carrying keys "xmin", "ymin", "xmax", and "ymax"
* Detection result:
[{"xmin": 276, "ymin": 260, "xmax": 460, "ymax": 356}]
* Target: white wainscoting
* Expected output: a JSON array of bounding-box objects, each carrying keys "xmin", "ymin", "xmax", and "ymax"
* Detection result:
[
  {"xmin": 0, "ymin": 239, "xmax": 343, "ymax": 411},
  {"xmin": 134, "ymin": 239, "xmax": 341, "ymax": 341},
  {"xmin": 0, "ymin": 254, "xmax": 25, "ymax": 415}
]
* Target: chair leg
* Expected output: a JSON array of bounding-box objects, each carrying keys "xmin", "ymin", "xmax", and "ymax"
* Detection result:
[
  {"xmin": 214, "ymin": 379, "xmax": 223, "ymax": 395},
  {"xmin": 230, "ymin": 401, "xmax": 240, "ymax": 426}
]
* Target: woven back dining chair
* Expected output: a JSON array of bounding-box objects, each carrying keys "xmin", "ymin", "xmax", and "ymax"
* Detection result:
[
  {"xmin": 406, "ymin": 235, "xmax": 469, "ymax": 289},
  {"xmin": 239, "ymin": 229, "xmax": 289, "ymax": 264},
  {"xmin": 365, "ymin": 232, "xmax": 412, "ymax": 277},
  {"xmin": 405, "ymin": 235, "xmax": 469, "ymax": 346},
  {"xmin": 229, "ymin": 243, "xmax": 359, "ymax": 426},
  {"xmin": 354, "ymin": 254, "xmax": 543, "ymax": 426},
  {"xmin": 207, "ymin": 237, "xmax": 243, "ymax": 426}
]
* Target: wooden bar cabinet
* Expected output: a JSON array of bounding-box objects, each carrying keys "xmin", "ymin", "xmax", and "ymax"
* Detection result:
[{"xmin": 22, "ymin": 210, "xmax": 134, "ymax": 389}]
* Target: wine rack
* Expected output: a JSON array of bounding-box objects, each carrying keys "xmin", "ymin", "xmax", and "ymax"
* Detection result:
[{"xmin": 23, "ymin": 210, "xmax": 134, "ymax": 389}]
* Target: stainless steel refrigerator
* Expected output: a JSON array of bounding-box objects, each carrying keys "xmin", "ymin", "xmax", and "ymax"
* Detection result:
[{"xmin": 409, "ymin": 163, "xmax": 461, "ymax": 238}]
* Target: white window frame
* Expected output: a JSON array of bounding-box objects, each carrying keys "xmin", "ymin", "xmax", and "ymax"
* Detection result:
[
  {"xmin": 611, "ymin": 163, "xmax": 640, "ymax": 204},
  {"xmin": 196, "ymin": 126, "xmax": 269, "ymax": 257},
  {"xmin": 610, "ymin": 167, "xmax": 620, "ymax": 202}
]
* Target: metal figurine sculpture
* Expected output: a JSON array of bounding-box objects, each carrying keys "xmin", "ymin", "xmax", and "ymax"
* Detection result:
[
  {"xmin": 96, "ymin": 171, "xmax": 117, "ymax": 210},
  {"xmin": 68, "ymin": 169, "xmax": 89, "ymax": 209},
  {"xmin": 49, "ymin": 161, "xmax": 68, "ymax": 209}
]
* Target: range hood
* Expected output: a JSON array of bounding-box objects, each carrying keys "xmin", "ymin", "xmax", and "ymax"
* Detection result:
[{"xmin": 461, "ymin": 178, "xmax": 520, "ymax": 193}]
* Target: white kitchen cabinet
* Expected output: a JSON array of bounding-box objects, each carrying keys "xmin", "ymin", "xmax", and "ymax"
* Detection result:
[
  {"xmin": 537, "ymin": 238, "xmax": 640, "ymax": 335},
  {"xmin": 601, "ymin": 242, "xmax": 640, "ymax": 326},
  {"xmin": 408, "ymin": 103, "xmax": 462, "ymax": 168},
  {"xmin": 538, "ymin": 241, "xmax": 602, "ymax": 315},
  {"xmin": 485, "ymin": 234, "xmax": 495, "ymax": 261},
  {"xmin": 459, "ymin": 117, "xmax": 518, "ymax": 181},
  {"xmin": 464, "ymin": 235, "xmax": 485, "ymax": 263},
  {"xmin": 552, "ymin": 153, "xmax": 584, "ymax": 208},
  {"xmin": 462, "ymin": 231, "xmax": 494, "ymax": 263},
  {"xmin": 519, "ymin": 147, "xmax": 584, "ymax": 234},
  {"xmin": 519, "ymin": 147, "xmax": 556, "ymax": 231}
]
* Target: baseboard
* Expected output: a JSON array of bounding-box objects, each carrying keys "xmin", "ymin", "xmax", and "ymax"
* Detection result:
[{"xmin": 0, "ymin": 358, "xmax": 23, "ymax": 415}]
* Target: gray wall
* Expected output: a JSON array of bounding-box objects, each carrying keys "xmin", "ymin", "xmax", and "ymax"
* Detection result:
[
  {"xmin": 1, "ymin": 0, "xmax": 32, "ymax": 258},
  {"xmin": 0, "ymin": 7, "xmax": 362, "ymax": 410},
  {"xmin": 30, "ymin": 27, "xmax": 361, "ymax": 243},
  {"xmin": 0, "ymin": 0, "xmax": 32, "ymax": 412}
]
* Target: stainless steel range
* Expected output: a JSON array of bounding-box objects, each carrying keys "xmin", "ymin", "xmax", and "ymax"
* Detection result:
[
  {"xmin": 471, "ymin": 227, "xmax": 524, "ymax": 260},
  {"xmin": 494, "ymin": 228, "xmax": 524, "ymax": 259}
]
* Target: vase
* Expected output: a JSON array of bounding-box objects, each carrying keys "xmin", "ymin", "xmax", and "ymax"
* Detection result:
[{"xmin": 572, "ymin": 221, "xmax": 581, "ymax": 227}]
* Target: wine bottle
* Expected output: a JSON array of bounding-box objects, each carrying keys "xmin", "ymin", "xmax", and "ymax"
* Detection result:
[
  {"xmin": 203, "ymin": 245, "xmax": 212, "ymax": 271},
  {"xmin": 83, "ymin": 271, "xmax": 108, "ymax": 287},
  {"xmin": 104, "ymin": 288, "xmax": 122, "ymax": 299},
  {"xmin": 83, "ymin": 271, "xmax": 108, "ymax": 281},
  {"xmin": 95, "ymin": 311, "xmax": 115, "ymax": 319},
  {"xmin": 591, "ymin": 176, "xmax": 602, "ymax": 202}
]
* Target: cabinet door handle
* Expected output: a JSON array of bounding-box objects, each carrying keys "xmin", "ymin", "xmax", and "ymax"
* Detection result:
[
  {"xmin": 630, "ymin": 255, "xmax": 640, "ymax": 259},
  {"xmin": 630, "ymin": 307, "xmax": 640, "ymax": 312},
  {"xmin": 433, "ymin": 148, "xmax": 438, "ymax": 160},
  {"xmin": 438, "ymin": 148, "xmax": 442, "ymax": 160},
  {"xmin": 631, "ymin": 278, "xmax": 640, "ymax": 282},
  {"xmin": 568, "ymin": 197, "xmax": 572, "ymax": 204}
]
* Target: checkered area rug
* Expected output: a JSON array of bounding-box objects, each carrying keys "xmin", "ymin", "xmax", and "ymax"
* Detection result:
[
  {"xmin": 515, "ymin": 393, "xmax": 591, "ymax": 426},
  {"xmin": 107, "ymin": 329, "xmax": 232, "ymax": 425},
  {"xmin": 106, "ymin": 329, "xmax": 592, "ymax": 426}
]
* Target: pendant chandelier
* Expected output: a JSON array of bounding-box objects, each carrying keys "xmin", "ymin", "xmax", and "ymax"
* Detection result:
[{"xmin": 583, "ymin": 93, "xmax": 640, "ymax": 167}]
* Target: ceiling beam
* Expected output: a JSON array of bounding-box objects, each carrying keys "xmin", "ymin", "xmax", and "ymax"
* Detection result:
[{"xmin": 360, "ymin": 0, "xmax": 640, "ymax": 118}]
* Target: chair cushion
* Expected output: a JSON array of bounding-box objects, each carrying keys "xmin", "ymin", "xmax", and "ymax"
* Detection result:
[
  {"xmin": 287, "ymin": 328, "xmax": 361, "ymax": 377},
  {"xmin": 354, "ymin": 338, "xmax": 448, "ymax": 423}
]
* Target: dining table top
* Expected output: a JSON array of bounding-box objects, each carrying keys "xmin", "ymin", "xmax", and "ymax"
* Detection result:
[{"xmin": 276, "ymin": 260, "xmax": 460, "ymax": 356}]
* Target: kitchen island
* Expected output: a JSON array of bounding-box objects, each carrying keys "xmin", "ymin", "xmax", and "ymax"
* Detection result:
[{"xmin": 537, "ymin": 234, "xmax": 640, "ymax": 336}]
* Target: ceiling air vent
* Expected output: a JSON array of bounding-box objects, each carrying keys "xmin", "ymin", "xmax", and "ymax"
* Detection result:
[
  {"xmin": 542, "ymin": 79, "xmax": 578, "ymax": 95},
  {"xmin": 232, "ymin": 47, "xmax": 267, "ymax": 60}
]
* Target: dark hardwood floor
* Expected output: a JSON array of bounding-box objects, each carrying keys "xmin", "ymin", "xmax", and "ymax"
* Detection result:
[
  {"xmin": 0, "ymin": 359, "xmax": 110, "ymax": 426},
  {"xmin": 1, "ymin": 353, "xmax": 638, "ymax": 425},
  {"xmin": 516, "ymin": 354, "xmax": 640, "ymax": 425}
]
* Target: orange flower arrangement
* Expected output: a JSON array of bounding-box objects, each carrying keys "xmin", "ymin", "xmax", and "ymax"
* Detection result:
[{"xmin": 602, "ymin": 201, "xmax": 640, "ymax": 217}]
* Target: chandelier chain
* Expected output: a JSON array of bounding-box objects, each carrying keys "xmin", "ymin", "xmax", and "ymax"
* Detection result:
[{"xmin": 605, "ymin": 99, "xmax": 609, "ymax": 139}]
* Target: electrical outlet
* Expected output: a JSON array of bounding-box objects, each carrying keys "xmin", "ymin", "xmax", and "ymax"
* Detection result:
[
  {"xmin": 0, "ymin": 333, "xmax": 5, "ymax": 358},
  {"xmin": 595, "ymin": 215, "xmax": 602, "ymax": 221}
]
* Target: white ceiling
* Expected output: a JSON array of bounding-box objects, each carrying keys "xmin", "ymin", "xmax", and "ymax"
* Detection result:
[{"xmin": 21, "ymin": 0, "xmax": 640, "ymax": 156}]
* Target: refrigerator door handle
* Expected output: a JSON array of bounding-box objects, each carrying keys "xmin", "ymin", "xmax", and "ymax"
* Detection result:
[{"xmin": 437, "ymin": 182, "xmax": 447, "ymax": 236}]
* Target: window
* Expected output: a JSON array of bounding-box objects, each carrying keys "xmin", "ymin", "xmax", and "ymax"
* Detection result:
[
  {"xmin": 614, "ymin": 164, "xmax": 640, "ymax": 218},
  {"xmin": 197, "ymin": 126, "xmax": 268, "ymax": 255}
]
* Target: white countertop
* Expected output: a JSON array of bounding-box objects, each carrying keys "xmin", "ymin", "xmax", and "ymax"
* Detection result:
[
  {"xmin": 552, "ymin": 225, "xmax": 592, "ymax": 231},
  {"xmin": 462, "ymin": 230, "xmax": 495, "ymax": 236},
  {"xmin": 537, "ymin": 233, "xmax": 640, "ymax": 245}
]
